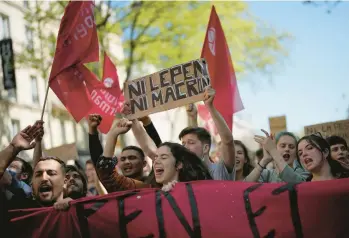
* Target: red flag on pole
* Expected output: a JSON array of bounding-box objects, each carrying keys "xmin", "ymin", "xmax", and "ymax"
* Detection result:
[
  {"xmin": 49, "ymin": 1, "xmax": 99, "ymax": 80},
  {"xmin": 48, "ymin": 1, "xmax": 99, "ymax": 122},
  {"xmin": 201, "ymin": 6, "xmax": 244, "ymax": 131},
  {"xmin": 85, "ymin": 53, "xmax": 124, "ymax": 133},
  {"xmin": 50, "ymin": 65, "xmax": 95, "ymax": 122}
]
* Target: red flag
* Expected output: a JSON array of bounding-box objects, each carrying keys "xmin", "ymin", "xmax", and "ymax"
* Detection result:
[
  {"xmin": 50, "ymin": 65, "xmax": 95, "ymax": 122},
  {"xmin": 85, "ymin": 53, "xmax": 124, "ymax": 133},
  {"xmin": 197, "ymin": 104, "xmax": 218, "ymax": 136},
  {"xmin": 201, "ymin": 6, "xmax": 244, "ymax": 131},
  {"xmin": 49, "ymin": 1, "xmax": 99, "ymax": 80},
  {"xmin": 49, "ymin": 1, "xmax": 99, "ymax": 122}
]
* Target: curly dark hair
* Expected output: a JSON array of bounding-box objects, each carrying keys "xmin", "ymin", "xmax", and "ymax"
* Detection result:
[{"xmin": 145, "ymin": 142, "xmax": 213, "ymax": 187}]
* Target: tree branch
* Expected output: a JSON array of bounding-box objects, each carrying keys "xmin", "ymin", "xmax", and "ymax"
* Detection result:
[
  {"xmin": 96, "ymin": 1, "xmax": 112, "ymax": 28},
  {"xmin": 125, "ymin": 5, "xmax": 142, "ymax": 81}
]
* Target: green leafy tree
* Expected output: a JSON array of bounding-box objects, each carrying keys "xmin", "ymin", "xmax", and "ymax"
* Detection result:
[
  {"xmin": 18, "ymin": 1, "xmax": 290, "ymax": 81},
  {"xmin": 17, "ymin": 1, "xmax": 291, "ymax": 146}
]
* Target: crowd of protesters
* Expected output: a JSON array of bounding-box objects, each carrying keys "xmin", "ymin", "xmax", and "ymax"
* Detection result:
[{"xmin": 1, "ymin": 86, "xmax": 349, "ymax": 230}]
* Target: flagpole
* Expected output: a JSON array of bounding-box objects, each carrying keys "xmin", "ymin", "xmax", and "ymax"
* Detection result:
[{"xmin": 40, "ymin": 82, "xmax": 50, "ymax": 120}]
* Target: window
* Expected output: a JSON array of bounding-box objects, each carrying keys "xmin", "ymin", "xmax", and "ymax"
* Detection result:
[
  {"xmin": 0, "ymin": 78, "xmax": 17, "ymax": 101},
  {"xmin": 31, "ymin": 76, "xmax": 39, "ymax": 104},
  {"xmin": 25, "ymin": 26, "xmax": 34, "ymax": 50},
  {"xmin": 60, "ymin": 120, "xmax": 66, "ymax": 144},
  {"xmin": 23, "ymin": 1, "xmax": 29, "ymax": 8},
  {"xmin": 0, "ymin": 14, "xmax": 10, "ymax": 40},
  {"xmin": 11, "ymin": 119, "xmax": 20, "ymax": 139}
]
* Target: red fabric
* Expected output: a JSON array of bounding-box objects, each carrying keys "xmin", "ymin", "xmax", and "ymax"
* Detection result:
[
  {"xmin": 8, "ymin": 179, "xmax": 349, "ymax": 238},
  {"xmin": 197, "ymin": 104, "xmax": 218, "ymax": 136},
  {"xmin": 50, "ymin": 65, "xmax": 95, "ymax": 122},
  {"xmin": 201, "ymin": 6, "xmax": 244, "ymax": 131},
  {"xmin": 85, "ymin": 53, "xmax": 124, "ymax": 133},
  {"xmin": 49, "ymin": 0, "xmax": 99, "ymax": 122},
  {"xmin": 49, "ymin": 0, "xmax": 99, "ymax": 80}
]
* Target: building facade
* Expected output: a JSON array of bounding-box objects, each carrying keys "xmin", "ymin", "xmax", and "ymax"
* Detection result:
[{"xmin": 0, "ymin": 1, "xmax": 91, "ymax": 161}]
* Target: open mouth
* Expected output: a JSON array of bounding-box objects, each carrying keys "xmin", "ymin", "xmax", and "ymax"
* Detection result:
[
  {"xmin": 337, "ymin": 156, "xmax": 345, "ymax": 161},
  {"xmin": 39, "ymin": 185, "xmax": 52, "ymax": 196},
  {"xmin": 283, "ymin": 154, "xmax": 290, "ymax": 160},
  {"xmin": 123, "ymin": 167, "xmax": 133, "ymax": 173},
  {"xmin": 154, "ymin": 168, "xmax": 164, "ymax": 176},
  {"xmin": 304, "ymin": 158, "xmax": 313, "ymax": 165}
]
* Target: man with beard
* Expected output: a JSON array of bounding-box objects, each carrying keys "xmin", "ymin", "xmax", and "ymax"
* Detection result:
[
  {"xmin": 64, "ymin": 165, "xmax": 87, "ymax": 199},
  {"xmin": 9, "ymin": 156, "xmax": 67, "ymax": 209}
]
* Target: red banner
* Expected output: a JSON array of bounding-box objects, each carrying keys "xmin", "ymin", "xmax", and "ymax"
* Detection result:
[{"xmin": 8, "ymin": 179, "xmax": 349, "ymax": 238}]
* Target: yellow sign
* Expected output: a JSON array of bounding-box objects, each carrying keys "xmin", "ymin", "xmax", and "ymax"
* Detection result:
[
  {"xmin": 304, "ymin": 119, "xmax": 349, "ymax": 144},
  {"xmin": 269, "ymin": 116, "xmax": 287, "ymax": 135}
]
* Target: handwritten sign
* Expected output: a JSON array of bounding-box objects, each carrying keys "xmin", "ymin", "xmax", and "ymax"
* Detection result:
[
  {"xmin": 8, "ymin": 179, "xmax": 349, "ymax": 238},
  {"xmin": 124, "ymin": 59, "xmax": 211, "ymax": 119},
  {"xmin": 304, "ymin": 119, "xmax": 349, "ymax": 144},
  {"xmin": 269, "ymin": 116, "xmax": 287, "ymax": 135},
  {"xmin": 0, "ymin": 38, "xmax": 16, "ymax": 90}
]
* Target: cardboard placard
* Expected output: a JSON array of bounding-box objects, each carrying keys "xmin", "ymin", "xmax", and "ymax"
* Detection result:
[
  {"xmin": 124, "ymin": 58, "xmax": 210, "ymax": 119},
  {"xmin": 43, "ymin": 143, "xmax": 79, "ymax": 162},
  {"xmin": 269, "ymin": 116, "xmax": 287, "ymax": 135},
  {"xmin": 304, "ymin": 119, "xmax": 349, "ymax": 143}
]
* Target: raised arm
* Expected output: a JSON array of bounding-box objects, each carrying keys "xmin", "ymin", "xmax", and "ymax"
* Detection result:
[
  {"xmin": 139, "ymin": 116, "xmax": 162, "ymax": 147},
  {"xmin": 186, "ymin": 104, "xmax": 198, "ymax": 127},
  {"xmin": 32, "ymin": 121, "xmax": 44, "ymax": 166},
  {"xmin": 88, "ymin": 114, "xmax": 103, "ymax": 166},
  {"xmin": 104, "ymin": 118, "xmax": 132, "ymax": 158},
  {"xmin": 0, "ymin": 125, "xmax": 39, "ymax": 179},
  {"xmin": 244, "ymin": 148, "xmax": 273, "ymax": 182},
  {"xmin": 122, "ymin": 102, "xmax": 157, "ymax": 160},
  {"xmin": 254, "ymin": 130, "xmax": 307, "ymax": 183},
  {"xmin": 131, "ymin": 119, "xmax": 157, "ymax": 160},
  {"xmin": 204, "ymin": 87, "xmax": 235, "ymax": 172}
]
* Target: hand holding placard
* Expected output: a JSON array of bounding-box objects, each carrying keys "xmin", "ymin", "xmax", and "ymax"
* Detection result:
[{"xmin": 124, "ymin": 58, "xmax": 211, "ymax": 120}]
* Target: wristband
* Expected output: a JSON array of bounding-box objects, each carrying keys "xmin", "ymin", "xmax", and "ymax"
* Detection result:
[{"xmin": 258, "ymin": 161, "xmax": 266, "ymax": 170}]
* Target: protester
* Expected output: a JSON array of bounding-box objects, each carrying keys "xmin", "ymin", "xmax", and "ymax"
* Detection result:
[
  {"xmin": 85, "ymin": 160, "xmax": 99, "ymax": 195},
  {"xmin": 180, "ymin": 87, "xmax": 236, "ymax": 180},
  {"xmin": 96, "ymin": 118, "xmax": 149, "ymax": 192},
  {"xmin": 234, "ymin": 140, "xmax": 253, "ymax": 181},
  {"xmin": 6, "ymin": 158, "xmax": 33, "ymax": 197},
  {"xmin": 326, "ymin": 135, "xmax": 349, "ymax": 170},
  {"xmin": 298, "ymin": 133, "xmax": 349, "ymax": 181},
  {"xmin": 253, "ymin": 148, "xmax": 274, "ymax": 170},
  {"xmin": 65, "ymin": 165, "xmax": 87, "ymax": 199},
  {"xmin": 245, "ymin": 130, "xmax": 310, "ymax": 182}
]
